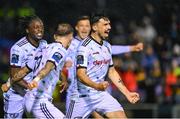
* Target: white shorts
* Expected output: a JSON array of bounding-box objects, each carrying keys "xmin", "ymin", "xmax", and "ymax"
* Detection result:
[
  {"xmin": 25, "ymin": 92, "xmax": 65, "ymax": 118},
  {"xmin": 3, "ymin": 90, "xmax": 25, "ymax": 118},
  {"xmin": 66, "ymin": 91, "xmax": 123, "ymax": 118},
  {"xmin": 66, "ymin": 90, "xmax": 79, "ymax": 113},
  {"xmin": 66, "ymin": 91, "xmax": 71, "ymax": 113}
]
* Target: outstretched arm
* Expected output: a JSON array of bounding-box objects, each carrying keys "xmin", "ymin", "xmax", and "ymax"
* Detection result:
[
  {"xmin": 112, "ymin": 42, "xmax": 143, "ymax": 55},
  {"xmin": 28, "ymin": 61, "xmax": 55, "ymax": 88}
]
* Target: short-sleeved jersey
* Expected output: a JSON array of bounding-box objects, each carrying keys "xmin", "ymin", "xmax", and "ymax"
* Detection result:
[
  {"xmin": 76, "ymin": 36, "xmax": 113, "ymax": 95},
  {"xmin": 27, "ymin": 42, "xmax": 67, "ymax": 98},
  {"xmin": 66, "ymin": 36, "xmax": 82, "ymax": 94},
  {"xmin": 10, "ymin": 36, "xmax": 47, "ymax": 83}
]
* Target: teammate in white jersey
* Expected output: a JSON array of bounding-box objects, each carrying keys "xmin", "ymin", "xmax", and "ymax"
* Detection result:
[
  {"xmin": 11, "ymin": 23, "xmax": 73, "ymax": 118},
  {"xmin": 65, "ymin": 15, "xmax": 143, "ymax": 118},
  {"xmin": 2, "ymin": 15, "xmax": 46, "ymax": 118},
  {"xmin": 66, "ymin": 13, "xmax": 140, "ymax": 118}
]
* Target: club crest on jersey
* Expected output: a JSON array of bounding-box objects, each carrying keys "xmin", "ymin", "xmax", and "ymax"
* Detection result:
[
  {"xmin": 77, "ymin": 55, "xmax": 84, "ymax": 64},
  {"xmin": 11, "ymin": 54, "xmax": 19, "ymax": 63},
  {"xmin": 52, "ymin": 52, "xmax": 62, "ymax": 63}
]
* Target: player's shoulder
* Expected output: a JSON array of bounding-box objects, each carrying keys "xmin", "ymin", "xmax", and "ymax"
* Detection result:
[
  {"xmin": 11, "ymin": 37, "xmax": 28, "ymax": 50},
  {"xmin": 38, "ymin": 39, "xmax": 48, "ymax": 49},
  {"xmin": 81, "ymin": 36, "xmax": 92, "ymax": 47},
  {"xmin": 49, "ymin": 42, "xmax": 62, "ymax": 48},
  {"xmin": 103, "ymin": 40, "xmax": 111, "ymax": 48},
  {"xmin": 70, "ymin": 37, "xmax": 81, "ymax": 48},
  {"xmin": 48, "ymin": 42, "xmax": 66, "ymax": 54},
  {"xmin": 103, "ymin": 40, "xmax": 111, "ymax": 45}
]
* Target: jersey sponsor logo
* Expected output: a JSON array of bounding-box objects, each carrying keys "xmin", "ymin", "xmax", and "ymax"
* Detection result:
[
  {"xmin": 52, "ymin": 52, "xmax": 62, "ymax": 63},
  {"xmin": 93, "ymin": 59, "xmax": 111, "ymax": 65},
  {"xmin": 11, "ymin": 54, "xmax": 19, "ymax": 63},
  {"xmin": 77, "ymin": 55, "xmax": 84, "ymax": 65}
]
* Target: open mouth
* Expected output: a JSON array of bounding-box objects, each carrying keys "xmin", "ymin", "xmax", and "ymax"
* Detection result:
[
  {"xmin": 82, "ymin": 32, "xmax": 88, "ymax": 35},
  {"xmin": 105, "ymin": 31, "xmax": 110, "ymax": 34},
  {"xmin": 37, "ymin": 33, "xmax": 43, "ymax": 38}
]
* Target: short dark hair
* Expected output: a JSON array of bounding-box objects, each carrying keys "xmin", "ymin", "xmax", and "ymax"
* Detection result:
[
  {"xmin": 90, "ymin": 12, "xmax": 109, "ymax": 25},
  {"xmin": 55, "ymin": 23, "xmax": 74, "ymax": 36},
  {"xmin": 18, "ymin": 15, "xmax": 42, "ymax": 35},
  {"xmin": 76, "ymin": 15, "xmax": 90, "ymax": 25}
]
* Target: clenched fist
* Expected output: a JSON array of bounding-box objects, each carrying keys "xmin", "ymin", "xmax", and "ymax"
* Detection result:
[{"xmin": 95, "ymin": 81, "xmax": 109, "ymax": 91}]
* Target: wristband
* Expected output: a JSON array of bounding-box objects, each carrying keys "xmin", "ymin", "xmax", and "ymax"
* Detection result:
[{"xmin": 33, "ymin": 76, "xmax": 41, "ymax": 82}]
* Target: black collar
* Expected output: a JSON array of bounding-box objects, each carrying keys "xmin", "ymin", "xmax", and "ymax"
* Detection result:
[
  {"xmin": 90, "ymin": 36, "xmax": 103, "ymax": 46},
  {"xmin": 74, "ymin": 36, "xmax": 83, "ymax": 41},
  {"xmin": 26, "ymin": 36, "xmax": 39, "ymax": 48}
]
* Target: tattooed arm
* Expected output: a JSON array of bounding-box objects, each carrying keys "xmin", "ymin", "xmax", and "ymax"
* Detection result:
[
  {"xmin": 11, "ymin": 66, "xmax": 31, "ymax": 89},
  {"xmin": 28, "ymin": 61, "xmax": 55, "ymax": 88},
  {"xmin": 11, "ymin": 66, "xmax": 30, "ymax": 83},
  {"xmin": 9, "ymin": 67, "xmax": 31, "ymax": 89},
  {"xmin": 108, "ymin": 66, "xmax": 130, "ymax": 95},
  {"xmin": 108, "ymin": 66, "xmax": 140, "ymax": 104}
]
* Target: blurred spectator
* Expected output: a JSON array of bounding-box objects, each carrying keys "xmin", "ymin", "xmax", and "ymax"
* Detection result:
[
  {"xmin": 165, "ymin": 65, "xmax": 177, "ymax": 104},
  {"xmin": 136, "ymin": 67, "xmax": 147, "ymax": 102},
  {"xmin": 141, "ymin": 45, "xmax": 159, "ymax": 102},
  {"xmin": 141, "ymin": 45, "xmax": 159, "ymax": 77},
  {"xmin": 111, "ymin": 21, "xmax": 127, "ymax": 45},
  {"xmin": 136, "ymin": 16, "xmax": 157, "ymax": 44},
  {"xmin": 152, "ymin": 36, "xmax": 170, "ymax": 72}
]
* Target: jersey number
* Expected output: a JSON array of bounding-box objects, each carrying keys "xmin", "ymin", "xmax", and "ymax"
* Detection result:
[{"xmin": 34, "ymin": 55, "xmax": 42, "ymax": 71}]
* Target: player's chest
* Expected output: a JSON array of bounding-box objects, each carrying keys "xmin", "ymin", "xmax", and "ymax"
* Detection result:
[
  {"xmin": 23, "ymin": 48, "xmax": 36, "ymax": 62},
  {"xmin": 89, "ymin": 46, "xmax": 111, "ymax": 62}
]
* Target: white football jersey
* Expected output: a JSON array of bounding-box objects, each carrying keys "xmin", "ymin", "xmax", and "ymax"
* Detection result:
[
  {"xmin": 76, "ymin": 36, "xmax": 113, "ymax": 95},
  {"xmin": 27, "ymin": 42, "xmax": 67, "ymax": 98},
  {"xmin": 66, "ymin": 36, "xmax": 82, "ymax": 94},
  {"xmin": 10, "ymin": 36, "xmax": 47, "ymax": 83}
]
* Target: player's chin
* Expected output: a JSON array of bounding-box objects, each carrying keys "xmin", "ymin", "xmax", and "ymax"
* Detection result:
[
  {"xmin": 104, "ymin": 33, "xmax": 109, "ymax": 39},
  {"xmin": 36, "ymin": 36, "xmax": 43, "ymax": 40}
]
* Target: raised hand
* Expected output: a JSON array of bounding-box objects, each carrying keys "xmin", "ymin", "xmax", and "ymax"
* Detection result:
[{"xmin": 59, "ymin": 79, "xmax": 68, "ymax": 93}]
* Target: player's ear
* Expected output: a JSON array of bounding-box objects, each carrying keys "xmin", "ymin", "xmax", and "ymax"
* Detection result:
[
  {"xmin": 54, "ymin": 34, "xmax": 57, "ymax": 40},
  {"xmin": 75, "ymin": 25, "xmax": 78, "ymax": 31},
  {"xmin": 26, "ymin": 29, "xmax": 29, "ymax": 33},
  {"xmin": 92, "ymin": 24, "xmax": 97, "ymax": 31}
]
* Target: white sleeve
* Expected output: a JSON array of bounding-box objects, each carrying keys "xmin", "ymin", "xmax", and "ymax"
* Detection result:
[
  {"xmin": 47, "ymin": 46, "xmax": 65, "ymax": 68},
  {"xmin": 10, "ymin": 45, "xmax": 24, "ymax": 67},
  {"xmin": 111, "ymin": 45, "xmax": 130, "ymax": 55},
  {"xmin": 76, "ymin": 46, "xmax": 89, "ymax": 68}
]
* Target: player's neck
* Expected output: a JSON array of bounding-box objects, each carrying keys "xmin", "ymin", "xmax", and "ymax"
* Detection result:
[
  {"xmin": 27, "ymin": 36, "xmax": 39, "ymax": 47},
  {"xmin": 90, "ymin": 33, "xmax": 102, "ymax": 44},
  {"xmin": 55, "ymin": 38, "xmax": 68, "ymax": 49}
]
